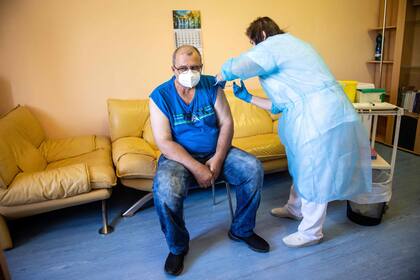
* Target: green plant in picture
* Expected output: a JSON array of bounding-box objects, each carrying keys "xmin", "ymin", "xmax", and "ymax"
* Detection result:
[{"xmin": 173, "ymin": 10, "xmax": 201, "ymax": 29}]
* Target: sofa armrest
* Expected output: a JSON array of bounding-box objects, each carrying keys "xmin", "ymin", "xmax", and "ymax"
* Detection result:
[
  {"xmin": 112, "ymin": 137, "xmax": 157, "ymax": 178},
  {"xmin": 0, "ymin": 164, "xmax": 91, "ymax": 207},
  {"xmin": 40, "ymin": 135, "xmax": 109, "ymax": 163},
  {"xmin": 112, "ymin": 137, "xmax": 156, "ymax": 164}
]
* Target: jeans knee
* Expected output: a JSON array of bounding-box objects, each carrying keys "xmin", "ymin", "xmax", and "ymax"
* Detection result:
[
  {"xmin": 246, "ymin": 156, "xmax": 264, "ymax": 182},
  {"xmin": 225, "ymin": 148, "xmax": 264, "ymax": 189},
  {"xmin": 153, "ymin": 162, "xmax": 189, "ymax": 202},
  {"xmin": 236, "ymin": 155, "xmax": 263, "ymax": 194}
]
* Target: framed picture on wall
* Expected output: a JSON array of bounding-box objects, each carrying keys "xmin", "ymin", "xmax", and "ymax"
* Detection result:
[
  {"xmin": 173, "ymin": 10, "xmax": 201, "ymax": 29},
  {"xmin": 173, "ymin": 10, "xmax": 203, "ymax": 56}
]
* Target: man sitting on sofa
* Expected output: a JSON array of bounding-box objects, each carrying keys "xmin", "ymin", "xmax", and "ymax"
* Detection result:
[{"xmin": 149, "ymin": 45, "xmax": 270, "ymax": 276}]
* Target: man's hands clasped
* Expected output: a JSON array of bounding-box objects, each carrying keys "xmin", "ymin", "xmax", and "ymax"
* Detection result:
[{"xmin": 191, "ymin": 156, "xmax": 223, "ymax": 188}]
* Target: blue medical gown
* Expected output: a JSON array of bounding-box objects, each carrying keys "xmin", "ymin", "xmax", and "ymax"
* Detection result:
[{"xmin": 221, "ymin": 33, "xmax": 372, "ymax": 203}]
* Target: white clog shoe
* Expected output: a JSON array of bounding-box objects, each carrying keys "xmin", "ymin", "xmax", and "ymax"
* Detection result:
[{"xmin": 282, "ymin": 232, "xmax": 322, "ymax": 248}]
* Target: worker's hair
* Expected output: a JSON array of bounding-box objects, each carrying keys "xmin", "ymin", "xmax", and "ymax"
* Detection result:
[
  {"xmin": 172, "ymin": 45, "xmax": 202, "ymax": 66},
  {"xmin": 246, "ymin": 17, "xmax": 284, "ymax": 45}
]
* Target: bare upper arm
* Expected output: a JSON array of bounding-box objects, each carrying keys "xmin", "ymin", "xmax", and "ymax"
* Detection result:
[
  {"xmin": 214, "ymin": 87, "xmax": 233, "ymax": 128},
  {"xmin": 149, "ymin": 98, "xmax": 172, "ymax": 146}
]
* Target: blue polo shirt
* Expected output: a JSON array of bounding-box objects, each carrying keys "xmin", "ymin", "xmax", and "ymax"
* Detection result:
[{"xmin": 150, "ymin": 75, "xmax": 221, "ymax": 157}]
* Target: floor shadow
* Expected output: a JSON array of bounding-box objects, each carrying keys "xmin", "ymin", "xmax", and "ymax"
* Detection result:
[
  {"xmin": 9, "ymin": 201, "xmax": 100, "ymax": 248},
  {"xmin": 183, "ymin": 225, "xmax": 229, "ymax": 272}
]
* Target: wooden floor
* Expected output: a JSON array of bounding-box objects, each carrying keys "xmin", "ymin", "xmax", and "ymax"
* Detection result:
[{"xmin": 4, "ymin": 145, "xmax": 420, "ymax": 280}]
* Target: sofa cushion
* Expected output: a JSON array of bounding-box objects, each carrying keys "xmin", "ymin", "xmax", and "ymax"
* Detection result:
[
  {"xmin": 40, "ymin": 136, "xmax": 96, "ymax": 163},
  {"xmin": 12, "ymin": 137, "xmax": 47, "ymax": 173},
  {"xmin": 112, "ymin": 137, "xmax": 156, "ymax": 161},
  {"xmin": 0, "ymin": 112, "xmax": 47, "ymax": 186},
  {"xmin": 0, "ymin": 138, "xmax": 19, "ymax": 188},
  {"xmin": 115, "ymin": 153, "xmax": 156, "ymax": 179},
  {"xmin": 226, "ymin": 94, "xmax": 274, "ymax": 138},
  {"xmin": 273, "ymin": 120, "xmax": 279, "ymax": 134},
  {"xmin": 108, "ymin": 99, "xmax": 149, "ymax": 142},
  {"xmin": 46, "ymin": 149, "xmax": 116, "ymax": 189},
  {"xmin": 1, "ymin": 106, "xmax": 46, "ymax": 148},
  {"xmin": 233, "ymin": 134, "xmax": 286, "ymax": 161},
  {"xmin": 1, "ymin": 126, "xmax": 47, "ymax": 173},
  {"xmin": 0, "ymin": 164, "xmax": 90, "ymax": 206},
  {"xmin": 112, "ymin": 137, "xmax": 157, "ymax": 178},
  {"xmin": 250, "ymin": 88, "xmax": 281, "ymax": 121}
]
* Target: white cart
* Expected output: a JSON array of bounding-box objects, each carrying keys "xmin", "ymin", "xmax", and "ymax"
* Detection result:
[{"xmin": 348, "ymin": 102, "xmax": 404, "ymax": 225}]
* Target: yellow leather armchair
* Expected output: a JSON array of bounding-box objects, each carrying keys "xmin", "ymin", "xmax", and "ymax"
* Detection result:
[
  {"xmin": 0, "ymin": 106, "xmax": 117, "ymax": 249},
  {"xmin": 108, "ymin": 88, "xmax": 287, "ymax": 217}
]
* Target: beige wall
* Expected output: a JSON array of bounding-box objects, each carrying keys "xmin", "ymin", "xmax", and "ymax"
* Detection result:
[{"xmin": 0, "ymin": 0, "xmax": 379, "ymax": 138}]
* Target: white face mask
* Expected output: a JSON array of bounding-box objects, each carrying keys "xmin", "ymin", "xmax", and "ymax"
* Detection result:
[{"xmin": 178, "ymin": 69, "xmax": 200, "ymax": 88}]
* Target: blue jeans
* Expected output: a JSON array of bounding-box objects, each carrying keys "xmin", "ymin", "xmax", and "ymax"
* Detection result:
[{"xmin": 153, "ymin": 147, "xmax": 264, "ymax": 255}]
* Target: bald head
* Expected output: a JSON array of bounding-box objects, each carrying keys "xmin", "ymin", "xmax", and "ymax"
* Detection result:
[{"xmin": 172, "ymin": 45, "xmax": 202, "ymax": 66}]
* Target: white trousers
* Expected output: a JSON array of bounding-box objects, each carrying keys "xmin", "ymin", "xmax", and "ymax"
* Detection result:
[{"xmin": 286, "ymin": 185, "xmax": 328, "ymax": 240}]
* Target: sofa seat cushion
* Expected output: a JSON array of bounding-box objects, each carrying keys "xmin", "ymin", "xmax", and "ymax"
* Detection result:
[
  {"xmin": 39, "ymin": 136, "xmax": 96, "ymax": 163},
  {"xmin": 233, "ymin": 134, "xmax": 286, "ymax": 161},
  {"xmin": 40, "ymin": 136, "xmax": 112, "ymax": 163},
  {"xmin": 46, "ymin": 149, "xmax": 116, "ymax": 189},
  {"xmin": 0, "ymin": 164, "xmax": 90, "ymax": 206},
  {"xmin": 112, "ymin": 137, "xmax": 157, "ymax": 178}
]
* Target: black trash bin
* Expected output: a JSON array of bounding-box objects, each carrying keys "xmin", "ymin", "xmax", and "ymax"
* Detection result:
[
  {"xmin": 347, "ymin": 200, "xmax": 387, "ymax": 226},
  {"xmin": 347, "ymin": 170, "xmax": 391, "ymax": 226}
]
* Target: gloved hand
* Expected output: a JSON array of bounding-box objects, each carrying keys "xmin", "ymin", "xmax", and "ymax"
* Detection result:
[{"xmin": 233, "ymin": 80, "xmax": 253, "ymax": 103}]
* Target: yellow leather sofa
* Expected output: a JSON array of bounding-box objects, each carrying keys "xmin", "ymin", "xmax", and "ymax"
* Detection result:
[
  {"xmin": 108, "ymin": 89, "xmax": 287, "ymax": 217},
  {"xmin": 0, "ymin": 106, "xmax": 117, "ymax": 249}
]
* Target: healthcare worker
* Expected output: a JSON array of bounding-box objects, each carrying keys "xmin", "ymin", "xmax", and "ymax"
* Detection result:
[{"xmin": 216, "ymin": 17, "xmax": 372, "ymax": 247}]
